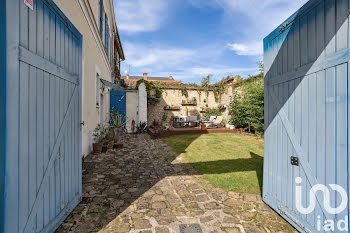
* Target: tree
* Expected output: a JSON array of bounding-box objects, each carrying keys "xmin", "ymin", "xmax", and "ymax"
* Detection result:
[
  {"xmin": 201, "ymin": 75, "xmax": 212, "ymax": 87},
  {"xmin": 230, "ymin": 75, "xmax": 264, "ymax": 136}
]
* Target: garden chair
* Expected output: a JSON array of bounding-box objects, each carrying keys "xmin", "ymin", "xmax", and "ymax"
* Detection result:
[{"xmin": 204, "ymin": 116, "xmax": 218, "ymax": 128}]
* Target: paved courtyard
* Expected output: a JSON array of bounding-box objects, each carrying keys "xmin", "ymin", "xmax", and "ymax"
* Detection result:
[{"xmin": 56, "ymin": 134, "xmax": 296, "ymax": 233}]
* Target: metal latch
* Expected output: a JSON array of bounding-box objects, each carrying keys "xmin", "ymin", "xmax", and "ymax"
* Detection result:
[{"xmin": 290, "ymin": 156, "xmax": 299, "ymax": 166}]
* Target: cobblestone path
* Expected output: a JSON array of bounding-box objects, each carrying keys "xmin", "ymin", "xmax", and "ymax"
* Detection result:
[{"xmin": 56, "ymin": 134, "xmax": 296, "ymax": 233}]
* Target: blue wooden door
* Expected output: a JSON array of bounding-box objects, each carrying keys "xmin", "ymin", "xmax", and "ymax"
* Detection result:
[
  {"xmin": 1, "ymin": 0, "xmax": 82, "ymax": 232},
  {"xmin": 110, "ymin": 91, "xmax": 126, "ymax": 123},
  {"xmin": 264, "ymin": 0, "xmax": 350, "ymax": 232}
]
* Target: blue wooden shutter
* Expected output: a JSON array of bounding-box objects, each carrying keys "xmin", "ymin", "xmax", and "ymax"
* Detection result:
[{"xmin": 99, "ymin": 0, "xmax": 104, "ymax": 38}]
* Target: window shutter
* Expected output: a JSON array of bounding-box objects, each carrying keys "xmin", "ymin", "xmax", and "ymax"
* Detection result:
[
  {"xmin": 99, "ymin": 0, "xmax": 104, "ymax": 38},
  {"xmin": 96, "ymin": 75, "xmax": 100, "ymax": 106}
]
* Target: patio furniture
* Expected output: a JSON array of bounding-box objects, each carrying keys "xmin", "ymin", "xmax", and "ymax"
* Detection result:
[
  {"xmin": 174, "ymin": 116, "xmax": 199, "ymax": 128},
  {"xmin": 204, "ymin": 116, "xmax": 218, "ymax": 128}
]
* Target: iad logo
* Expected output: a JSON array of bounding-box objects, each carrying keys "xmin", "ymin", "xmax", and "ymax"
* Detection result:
[
  {"xmin": 295, "ymin": 177, "xmax": 349, "ymax": 231},
  {"xmin": 295, "ymin": 177, "xmax": 348, "ymax": 215}
]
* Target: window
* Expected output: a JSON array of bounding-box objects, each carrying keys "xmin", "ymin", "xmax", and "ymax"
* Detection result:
[
  {"xmin": 96, "ymin": 74, "xmax": 100, "ymax": 107},
  {"xmin": 99, "ymin": 0, "xmax": 104, "ymax": 38},
  {"xmin": 105, "ymin": 13, "xmax": 109, "ymax": 53}
]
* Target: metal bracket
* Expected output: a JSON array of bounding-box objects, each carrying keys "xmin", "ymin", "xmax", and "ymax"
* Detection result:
[{"xmin": 290, "ymin": 156, "xmax": 299, "ymax": 166}]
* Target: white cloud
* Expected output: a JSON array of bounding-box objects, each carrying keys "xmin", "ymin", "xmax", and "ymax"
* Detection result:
[
  {"xmin": 115, "ymin": 0, "xmax": 170, "ymax": 33},
  {"xmin": 123, "ymin": 42, "xmax": 195, "ymax": 69},
  {"xmin": 228, "ymin": 42, "xmax": 263, "ymax": 56}
]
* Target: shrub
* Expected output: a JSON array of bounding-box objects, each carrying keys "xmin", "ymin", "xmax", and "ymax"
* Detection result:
[{"xmin": 203, "ymin": 108, "xmax": 222, "ymax": 121}]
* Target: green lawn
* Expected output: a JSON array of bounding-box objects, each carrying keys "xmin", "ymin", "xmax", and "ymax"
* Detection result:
[{"xmin": 162, "ymin": 133, "xmax": 264, "ymax": 194}]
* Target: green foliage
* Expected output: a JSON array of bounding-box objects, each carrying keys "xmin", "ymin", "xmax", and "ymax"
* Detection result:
[
  {"xmin": 180, "ymin": 86, "xmax": 189, "ymax": 98},
  {"xmin": 136, "ymin": 79, "xmax": 152, "ymax": 96},
  {"xmin": 203, "ymin": 108, "xmax": 222, "ymax": 121},
  {"xmin": 201, "ymin": 75, "xmax": 212, "ymax": 98},
  {"xmin": 162, "ymin": 112, "xmax": 168, "ymax": 121},
  {"xmin": 213, "ymin": 82, "xmax": 227, "ymax": 103},
  {"xmin": 230, "ymin": 76, "xmax": 264, "ymax": 135},
  {"xmin": 92, "ymin": 124, "xmax": 106, "ymax": 143}
]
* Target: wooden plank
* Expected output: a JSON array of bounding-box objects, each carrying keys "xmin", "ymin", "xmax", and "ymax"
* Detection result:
[
  {"xmin": 325, "ymin": 0, "xmax": 336, "ymax": 56},
  {"xmin": 49, "ymin": 74, "xmax": 56, "ymax": 221},
  {"xmin": 24, "ymin": 87, "xmax": 78, "ymax": 233},
  {"xmin": 28, "ymin": 0, "xmax": 37, "ymax": 54},
  {"xmin": 43, "ymin": 72, "xmax": 50, "ymax": 227},
  {"xmin": 49, "ymin": 10, "xmax": 55, "ymax": 63},
  {"xmin": 307, "ymin": 9, "xmax": 316, "ymax": 63},
  {"xmin": 300, "ymin": 15, "xmax": 308, "ymax": 66},
  {"xmin": 19, "ymin": 62, "xmax": 30, "ymax": 233},
  {"xmin": 19, "ymin": 46, "xmax": 79, "ymax": 85},
  {"xmin": 335, "ymin": 63, "xmax": 347, "ymax": 220},
  {"xmin": 282, "ymin": 34, "xmax": 288, "ymax": 74},
  {"xmin": 19, "ymin": 0, "xmax": 29, "ymax": 48},
  {"xmin": 293, "ymin": 19, "xmax": 300, "ymax": 69},
  {"xmin": 287, "ymin": 79, "xmax": 296, "ymax": 212},
  {"xmin": 28, "ymin": 66, "xmax": 37, "ymax": 222},
  {"xmin": 308, "ymin": 73, "xmax": 316, "ymax": 225},
  {"xmin": 315, "ymin": 70, "xmax": 325, "ymax": 227},
  {"xmin": 325, "ymin": 67, "xmax": 336, "ymax": 216},
  {"xmin": 315, "ymin": 2, "xmax": 325, "ymax": 61},
  {"xmin": 36, "ymin": 69, "xmax": 44, "ymax": 231},
  {"xmin": 287, "ymin": 27, "xmax": 294, "ymax": 73},
  {"xmin": 336, "ymin": 0, "xmax": 348, "ymax": 52},
  {"xmin": 43, "ymin": 4, "xmax": 50, "ymax": 60},
  {"xmin": 37, "ymin": 0, "xmax": 44, "ymax": 58}
]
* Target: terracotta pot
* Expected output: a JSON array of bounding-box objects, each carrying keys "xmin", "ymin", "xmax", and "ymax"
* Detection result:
[
  {"xmin": 107, "ymin": 141, "xmax": 114, "ymax": 150},
  {"xmin": 239, "ymin": 128, "xmax": 245, "ymax": 133},
  {"xmin": 102, "ymin": 145, "xmax": 108, "ymax": 153},
  {"xmin": 114, "ymin": 143, "xmax": 123, "ymax": 149},
  {"xmin": 201, "ymin": 124, "xmax": 206, "ymax": 130},
  {"xmin": 93, "ymin": 143, "xmax": 103, "ymax": 154},
  {"xmin": 169, "ymin": 120, "xmax": 174, "ymax": 127}
]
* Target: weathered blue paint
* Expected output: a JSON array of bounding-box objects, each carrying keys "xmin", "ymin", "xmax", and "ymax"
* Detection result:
[
  {"xmin": 110, "ymin": 91, "xmax": 127, "ymax": 122},
  {"xmin": 1, "ymin": 0, "xmax": 83, "ymax": 232},
  {"xmin": 0, "ymin": 0, "xmax": 7, "ymax": 231},
  {"xmin": 263, "ymin": 0, "xmax": 350, "ymax": 232}
]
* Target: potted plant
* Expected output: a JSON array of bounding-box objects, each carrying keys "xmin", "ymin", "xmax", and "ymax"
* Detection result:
[
  {"xmin": 162, "ymin": 112, "xmax": 168, "ymax": 126},
  {"xmin": 169, "ymin": 116, "xmax": 174, "ymax": 128},
  {"xmin": 199, "ymin": 120, "xmax": 206, "ymax": 130},
  {"xmin": 113, "ymin": 127, "xmax": 125, "ymax": 149},
  {"xmin": 92, "ymin": 124, "xmax": 105, "ymax": 154},
  {"xmin": 109, "ymin": 109, "xmax": 126, "ymax": 149},
  {"xmin": 105, "ymin": 127, "xmax": 115, "ymax": 150},
  {"xmin": 222, "ymin": 119, "xmax": 230, "ymax": 128}
]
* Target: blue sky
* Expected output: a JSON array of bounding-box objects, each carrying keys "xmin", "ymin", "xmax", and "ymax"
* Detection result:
[{"xmin": 114, "ymin": 0, "xmax": 308, "ymax": 84}]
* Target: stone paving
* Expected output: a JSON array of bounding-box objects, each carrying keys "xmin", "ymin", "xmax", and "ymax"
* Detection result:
[{"xmin": 56, "ymin": 134, "xmax": 296, "ymax": 233}]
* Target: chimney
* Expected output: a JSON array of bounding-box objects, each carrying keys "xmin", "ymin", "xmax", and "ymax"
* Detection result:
[
  {"xmin": 143, "ymin": 72, "xmax": 148, "ymax": 80},
  {"xmin": 169, "ymin": 75, "xmax": 174, "ymax": 80}
]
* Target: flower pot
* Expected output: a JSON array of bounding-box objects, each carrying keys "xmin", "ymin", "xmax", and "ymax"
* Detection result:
[
  {"xmin": 114, "ymin": 143, "xmax": 123, "ymax": 149},
  {"xmin": 225, "ymin": 124, "xmax": 230, "ymax": 128},
  {"xmin": 107, "ymin": 141, "xmax": 114, "ymax": 150},
  {"xmin": 239, "ymin": 128, "xmax": 245, "ymax": 133},
  {"xmin": 169, "ymin": 120, "xmax": 174, "ymax": 127},
  {"xmin": 93, "ymin": 142, "xmax": 103, "ymax": 154},
  {"xmin": 201, "ymin": 124, "xmax": 207, "ymax": 130},
  {"xmin": 229, "ymin": 125, "xmax": 234, "ymax": 130},
  {"xmin": 102, "ymin": 145, "xmax": 108, "ymax": 153}
]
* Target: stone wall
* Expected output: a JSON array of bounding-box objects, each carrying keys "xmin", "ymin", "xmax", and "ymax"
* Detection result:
[{"xmin": 148, "ymin": 86, "xmax": 234, "ymax": 126}]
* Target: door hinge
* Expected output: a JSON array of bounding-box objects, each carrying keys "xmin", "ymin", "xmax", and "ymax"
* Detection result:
[{"xmin": 290, "ymin": 156, "xmax": 299, "ymax": 166}]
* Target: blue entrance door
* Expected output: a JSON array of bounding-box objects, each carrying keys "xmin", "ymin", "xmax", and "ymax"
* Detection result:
[{"xmin": 110, "ymin": 91, "xmax": 126, "ymax": 123}]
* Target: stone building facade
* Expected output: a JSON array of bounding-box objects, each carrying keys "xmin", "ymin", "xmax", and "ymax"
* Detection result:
[
  {"xmin": 53, "ymin": 0, "xmax": 125, "ymax": 156},
  {"xmin": 148, "ymin": 86, "xmax": 234, "ymax": 126}
]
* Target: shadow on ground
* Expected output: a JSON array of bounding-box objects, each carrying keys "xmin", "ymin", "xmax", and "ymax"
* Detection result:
[{"xmin": 56, "ymin": 133, "xmax": 264, "ymax": 233}]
